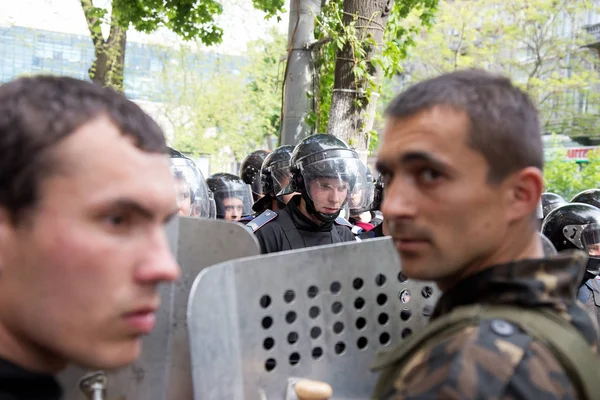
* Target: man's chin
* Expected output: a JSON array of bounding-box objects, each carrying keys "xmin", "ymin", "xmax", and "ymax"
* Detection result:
[{"xmin": 72, "ymin": 339, "xmax": 142, "ymax": 370}]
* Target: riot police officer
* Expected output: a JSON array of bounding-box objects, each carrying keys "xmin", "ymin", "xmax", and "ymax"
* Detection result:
[
  {"xmin": 169, "ymin": 147, "xmax": 212, "ymax": 218},
  {"xmin": 348, "ymin": 163, "xmax": 376, "ymax": 234},
  {"xmin": 253, "ymin": 134, "xmax": 360, "ymax": 254},
  {"xmin": 252, "ymin": 145, "xmax": 296, "ymax": 214},
  {"xmin": 542, "ymin": 203, "xmax": 600, "ymax": 328},
  {"xmin": 571, "ymin": 188, "xmax": 600, "ymax": 209},
  {"xmin": 206, "ymin": 173, "xmax": 253, "ymax": 221},
  {"xmin": 359, "ymin": 175, "xmax": 388, "ymax": 239},
  {"xmin": 240, "ymin": 150, "xmax": 270, "ymax": 203}
]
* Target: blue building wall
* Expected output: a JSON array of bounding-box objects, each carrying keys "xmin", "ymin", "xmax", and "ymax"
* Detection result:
[{"xmin": 0, "ymin": 25, "xmax": 244, "ymax": 102}]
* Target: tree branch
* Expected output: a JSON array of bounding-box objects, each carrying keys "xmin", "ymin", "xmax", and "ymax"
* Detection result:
[{"xmin": 80, "ymin": 0, "xmax": 105, "ymax": 49}]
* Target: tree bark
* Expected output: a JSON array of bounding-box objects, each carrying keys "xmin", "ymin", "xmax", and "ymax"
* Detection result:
[
  {"xmin": 327, "ymin": 0, "xmax": 391, "ymax": 159},
  {"xmin": 81, "ymin": 0, "xmax": 128, "ymax": 91}
]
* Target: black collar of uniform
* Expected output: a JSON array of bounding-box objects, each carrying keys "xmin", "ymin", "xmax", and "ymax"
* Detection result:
[
  {"xmin": 431, "ymin": 251, "xmax": 588, "ymax": 320},
  {"xmin": 286, "ymin": 195, "xmax": 334, "ymax": 232},
  {"xmin": 0, "ymin": 356, "xmax": 62, "ymax": 400}
]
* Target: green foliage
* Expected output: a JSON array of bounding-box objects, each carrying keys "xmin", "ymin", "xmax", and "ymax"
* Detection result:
[
  {"xmin": 309, "ymin": 0, "xmax": 439, "ymax": 136},
  {"xmin": 251, "ymin": 0, "xmax": 286, "ymax": 19},
  {"xmin": 400, "ymin": 0, "xmax": 600, "ymax": 138},
  {"xmin": 544, "ymin": 139, "xmax": 600, "ymax": 199},
  {"xmin": 157, "ymin": 31, "xmax": 286, "ymax": 171},
  {"xmin": 112, "ymin": 0, "xmax": 224, "ymax": 44}
]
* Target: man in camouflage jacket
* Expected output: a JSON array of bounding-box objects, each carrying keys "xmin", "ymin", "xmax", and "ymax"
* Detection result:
[{"xmin": 373, "ymin": 69, "xmax": 599, "ymax": 399}]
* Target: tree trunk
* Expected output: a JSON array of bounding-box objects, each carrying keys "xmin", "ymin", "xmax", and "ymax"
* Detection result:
[
  {"xmin": 280, "ymin": 0, "xmax": 322, "ymax": 146},
  {"xmin": 327, "ymin": 0, "xmax": 391, "ymax": 160},
  {"xmin": 81, "ymin": 0, "xmax": 128, "ymax": 91}
]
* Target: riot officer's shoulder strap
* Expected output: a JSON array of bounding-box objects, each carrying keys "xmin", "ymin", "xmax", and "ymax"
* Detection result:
[
  {"xmin": 245, "ymin": 210, "xmax": 277, "ymax": 233},
  {"xmin": 371, "ymin": 304, "xmax": 600, "ymax": 400},
  {"xmin": 334, "ymin": 216, "xmax": 353, "ymax": 229}
]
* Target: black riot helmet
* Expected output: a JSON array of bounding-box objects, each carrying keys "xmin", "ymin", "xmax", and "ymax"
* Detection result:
[
  {"xmin": 239, "ymin": 150, "xmax": 270, "ymax": 202},
  {"xmin": 206, "ymin": 173, "xmax": 253, "ymax": 221},
  {"xmin": 261, "ymin": 145, "xmax": 295, "ymax": 197},
  {"xmin": 372, "ymin": 174, "xmax": 384, "ymax": 211},
  {"xmin": 541, "ymin": 192, "xmax": 566, "ymax": 219},
  {"xmin": 348, "ymin": 163, "xmax": 374, "ymax": 215},
  {"xmin": 542, "ymin": 203, "xmax": 600, "ymax": 281},
  {"xmin": 252, "ymin": 145, "xmax": 295, "ymax": 213},
  {"xmin": 571, "ymin": 189, "xmax": 600, "ymax": 209},
  {"xmin": 168, "ymin": 147, "xmax": 212, "ymax": 219},
  {"xmin": 282, "ymin": 134, "xmax": 364, "ymax": 223}
]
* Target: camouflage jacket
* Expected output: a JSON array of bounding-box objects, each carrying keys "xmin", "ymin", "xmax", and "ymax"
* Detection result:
[{"xmin": 373, "ymin": 251, "xmax": 600, "ymax": 400}]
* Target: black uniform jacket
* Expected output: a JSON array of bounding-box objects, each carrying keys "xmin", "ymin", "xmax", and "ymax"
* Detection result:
[
  {"xmin": 254, "ymin": 195, "xmax": 355, "ymax": 254},
  {"xmin": 0, "ymin": 356, "xmax": 61, "ymax": 400}
]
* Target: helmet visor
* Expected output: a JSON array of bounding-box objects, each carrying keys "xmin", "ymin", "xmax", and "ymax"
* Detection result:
[
  {"xmin": 301, "ymin": 158, "xmax": 362, "ymax": 216},
  {"xmin": 208, "ymin": 192, "xmax": 217, "ymax": 219},
  {"xmin": 212, "ymin": 181, "xmax": 254, "ymax": 221},
  {"xmin": 271, "ymin": 166, "xmax": 293, "ymax": 197},
  {"xmin": 348, "ymin": 164, "xmax": 374, "ymax": 213},
  {"xmin": 582, "ymin": 223, "xmax": 600, "ymax": 257},
  {"xmin": 170, "ymin": 158, "xmax": 211, "ymax": 218}
]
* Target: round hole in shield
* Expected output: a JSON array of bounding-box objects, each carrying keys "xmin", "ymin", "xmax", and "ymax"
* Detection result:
[
  {"xmin": 379, "ymin": 332, "xmax": 391, "ymax": 346},
  {"xmin": 376, "ymin": 293, "xmax": 388, "ymax": 306},
  {"xmin": 262, "ymin": 316, "xmax": 273, "ymax": 330},
  {"xmin": 309, "ymin": 306, "xmax": 320, "ymax": 319},
  {"xmin": 263, "ymin": 337, "xmax": 275, "ymax": 350},
  {"xmin": 354, "ymin": 297, "xmax": 366, "ymax": 310},
  {"xmin": 422, "ymin": 286, "xmax": 434, "ymax": 299},
  {"xmin": 289, "ymin": 352, "xmax": 301, "ymax": 366},
  {"xmin": 307, "ymin": 285, "xmax": 319, "ymax": 299},
  {"xmin": 284, "ymin": 289, "xmax": 296, "ymax": 303},
  {"xmin": 265, "ymin": 358, "xmax": 277, "ymax": 372},
  {"xmin": 312, "ymin": 347, "xmax": 323, "ymax": 359},
  {"xmin": 378, "ymin": 312, "xmax": 389, "ymax": 325},
  {"xmin": 397, "ymin": 272, "xmax": 408, "ymax": 283},
  {"xmin": 310, "ymin": 326, "xmax": 322, "ymax": 339},
  {"xmin": 333, "ymin": 321, "xmax": 345, "ymax": 334},
  {"xmin": 357, "ymin": 336, "xmax": 368, "ymax": 350},
  {"xmin": 353, "ymin": 277, "xmax": 364, "ymax": 290},
  {"xmin": 423, "ymin": 305, "xmax": 433, "ymax": 317},
  {"xmin": 402, "ymin": 328, "xmax": 413, "ymax": 339},
  {"xmin": 355, "ymin": 317, "xmax": 367, "ymax": 330},
  {"xmin": 400, "ymin": 309, "xmax": 412, "ymax": 321},
  {"xmin": 331, "ymin": 301, "xmax": 343, "ymax": 315},
  {"xmin": 399, "ymin": 289, "xmax": 411, "ymax": 304},
  {"xmin": 330, "ymin": 281, "xmax": 342, "ymax": 295},
  {"xmin": 260, "ymin": 295, "xmax": 271, "ymax": 309},
  {"xmin": 286, "ymin": 311, "xmax": 297, "ymax": 324},
  {"xmin": 375, "ymin": 273, "xmax": 387, "ymax": 287},
  {"xmin": 334, "ymin": 341, "xmax": 346, "ymax": 355},
  {"xmin": 288, "ymin": 332, "xmax": 299, "ymax": 344}
]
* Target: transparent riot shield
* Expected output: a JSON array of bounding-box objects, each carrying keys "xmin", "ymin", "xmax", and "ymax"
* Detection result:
[
  {"xmin": 58, "ymin": 217, "xmax": 260, "ymax": 400},
  {"xmin": 187, "ymin": 237, "xmax": 440, "ymax": 399}
]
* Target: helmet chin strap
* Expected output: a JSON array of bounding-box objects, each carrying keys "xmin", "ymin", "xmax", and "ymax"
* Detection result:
[{"xmin": 301, "ymin": 191, "xmax": 341, "ymax": 223}]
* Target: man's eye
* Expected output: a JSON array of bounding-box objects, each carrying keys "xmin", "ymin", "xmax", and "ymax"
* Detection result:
[
  {"xmin": 419, "ymin": 168, "xmax": 443, "ymax": 184},
  {"xmin": 105, "ymin": 214, "xmax": 129, "ymax": 227},
  {"xmin": 380, "ymin": 172, "xmax": 391, "ymax": 186}
]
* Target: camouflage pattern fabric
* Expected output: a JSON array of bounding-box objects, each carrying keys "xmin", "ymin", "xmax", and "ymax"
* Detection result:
[{"xmin": 373, "ymin": 251, "xmax": 600, "ymax": 399}]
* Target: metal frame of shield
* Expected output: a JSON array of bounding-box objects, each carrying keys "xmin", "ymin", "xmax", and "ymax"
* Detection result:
[
  {"xmin": 58, "ymin": 217, "xmax": 260, "ymax": 400},
  {"xmin": 187, "ymin": 237, "xmax": 440, "ymax": 399}
]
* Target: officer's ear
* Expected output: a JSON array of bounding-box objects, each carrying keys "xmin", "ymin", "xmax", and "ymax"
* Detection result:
[{"xmin": 503, "ymin": 166, "xmax": 543, "ymax": 224}]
